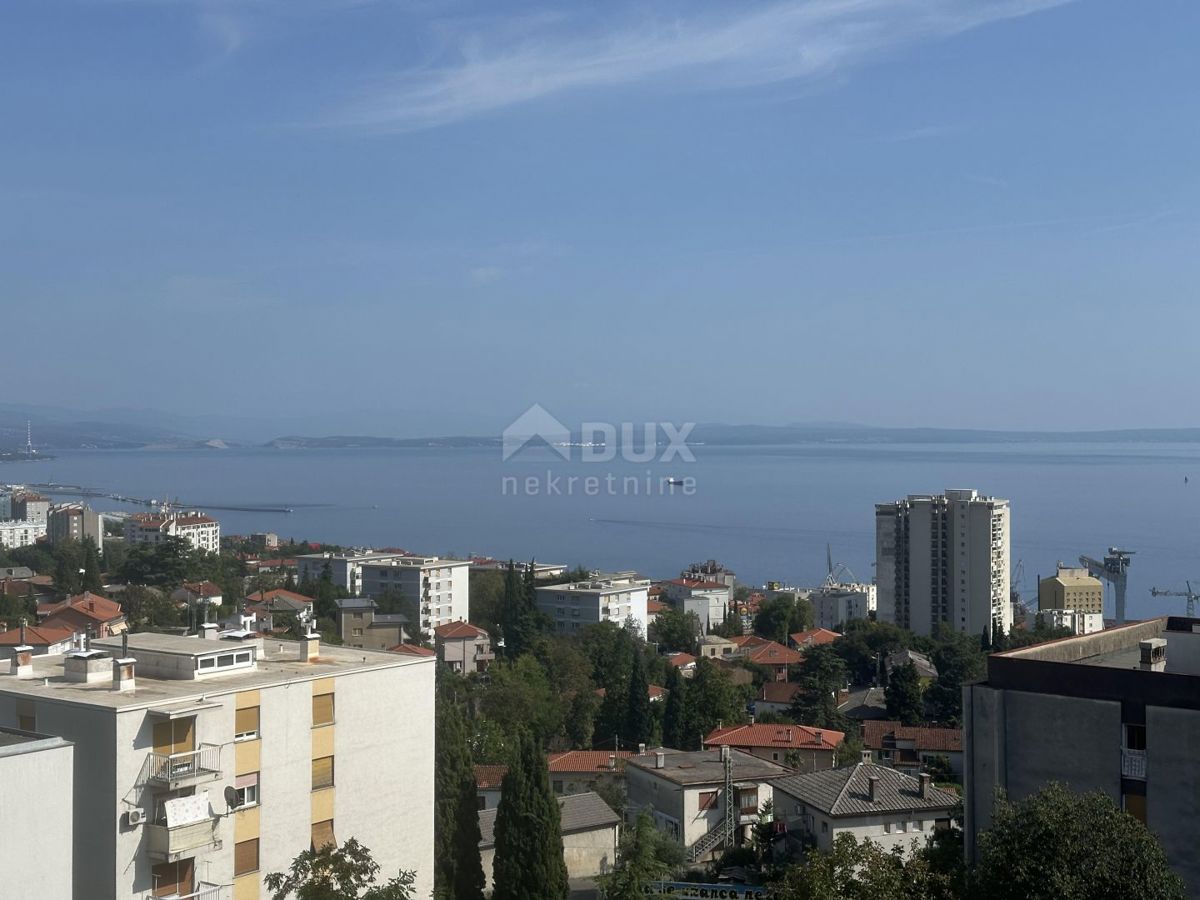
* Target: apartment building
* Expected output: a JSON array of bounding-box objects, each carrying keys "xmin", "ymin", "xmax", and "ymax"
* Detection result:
[
  {"xmin": 963, "ymin": 617, "xmax": 1200, "ymax": 894},
  {"xmin": 535, "ymin": 573, "xmax": 650, "ymax": 636},
  {"xmin": 660, "ymin": 578, "xmax": 730, "ymax": 633},
  {"xmin": 1037, "ymin": 607, "xmax": 1104, "ymax": 635},
  {"xmin": 295, "ymin": 552, "xmax": 411, "ymax": 596},
  {"xmin": 625, "ymin": 747, "xmax": 788, "ymax": 861},
  {"xmin": 809, "ymin": 583, "xmax": 876, "ymax": 629},
  {"xmin": 0, "ymin": 629, "xmax": 435, "ymax": 900},
  {"xmin": 48, "ymin": 503, "xmax": 104, "ymax": 551},
  {"xmin": 359, "ymin": 556, "xmax": 471, "ymax": 632},
  {"xmin": 0, "ymin": 518, "xmax": 46, "ymax": 549},
  {"xmin": 10, "ymin": 490, "xmax": 50, "ymax": 523},
  {"xmin": 0, "ymin": 726, "xmax": 74, "ymax": 896},
  {"xmin": 125, "ymin": 511, "xmax": 221, "ymax": 554},
  {"xmin": 681, "ymin": 560, "xmax": 737, "ymax": 592},
  {"xmin": 875, "ymin": 488, "xmax": 1011, "ymax": 640},
  {"xmin": 468, "ymin": 558, "xmax": 568, "ymax": 580},
  {"xmin": 1037, "ymin": 565, "xmax": 1105, "ymax": 634}
]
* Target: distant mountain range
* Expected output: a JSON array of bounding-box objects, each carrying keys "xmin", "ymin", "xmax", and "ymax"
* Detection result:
[{"xmin": 7, "ymin": 402, "xmax": 1200, "ymax": 451}]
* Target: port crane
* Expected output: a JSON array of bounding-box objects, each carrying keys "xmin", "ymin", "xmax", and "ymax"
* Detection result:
[
  {"xmin": 1151, "ymin": 582, "xmax": 1198, "ymax": 618},
  {"xmin": 1079, "ymin": 548, "xmax": 1135, "ymax": 624}
]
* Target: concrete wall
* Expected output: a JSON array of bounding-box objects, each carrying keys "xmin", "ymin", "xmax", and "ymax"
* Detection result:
[
  {"xmin": 562, "ymin": 824, "xmax": 619, "ymax": 879},
  {"xmin": 0, "ymin": 734, "xmax": 74, "ymax": 898},
  {"xmin": 1145, "ymin": 705, "xmax": 1200, "ymax": 895}
]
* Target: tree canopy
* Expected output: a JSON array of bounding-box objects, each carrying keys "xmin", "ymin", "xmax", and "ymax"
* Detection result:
[
  {"xmin": 884, "ymin": 661, "xmax": 924, "ymax": 725},
  {"xmin": 491, "ymin": 731, "xmax": 569, "ymax": 900},
  {"xmin": 264, "ymin": 838, "xmax": 416, "ymax": 900}
]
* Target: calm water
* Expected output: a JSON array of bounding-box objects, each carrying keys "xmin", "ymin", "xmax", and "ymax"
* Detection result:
[{"xmin": 11, "ymin": 442, "xmax": 1200, "ymax": 620}]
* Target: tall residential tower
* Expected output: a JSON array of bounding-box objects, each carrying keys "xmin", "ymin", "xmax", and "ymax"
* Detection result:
[{"xmin": 875, "ymin": 489, "xmax": 1011, "ymax": 641}]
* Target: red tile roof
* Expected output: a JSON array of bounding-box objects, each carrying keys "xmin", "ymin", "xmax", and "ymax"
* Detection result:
[
  {"xmin": 667, "ymin": 652, "xmax": 696, "ymax": 668},
  {"xmin": 663, "ymin": 578, "xmax": 728, "ymax": 591},
  {"xmin": 790, "ymin": 628, "xmax": 840, "ymax": 648},
  {"xmin": 474, "ymin": 764, "xmax": 508, "ymax": 789},
  {"xmin": 756, "ymin": 681, "xmax": 803, "ymax": 704},
  {"xmin": 705, "ymin": 722, "xmax": 845, "ymax": 752},
  {"xmin": 732, "ymin": 635, "xmax": 771, "ymax": 648},
  {"xmin": 646, "ymin": 599, "xmax": 668, "ymax": 614},
  {"xmin": 39, "ymin": 592, "xmax": 124, "ymax": 626},
  {"xmin": 389, "ymin": 644, "xmax": 436, "ymax": 657},
  {"xmin": 182, "ymin": 581, "xmax": 223, "ymax": 597},
  {"xmin": 547, "ymin": 750, "xmax": 633, "ymax": 773},
  {"xmin": 245, "ymin": 588, "xmax": 314, "ymax": 605},
  {"xmin": 0, "ymin": 622, "xmax": 75, "ymax": 647},
  {"xmin": 862, "ymin": 720, "xmax": 963, "ymax": 754},
  {"xmin": 739, "ymin": 639, "xmax": 803, "ymax": 667},
  {"xmin": 434, "ymin": 621, "xmax": 489, "ymax": 640}
]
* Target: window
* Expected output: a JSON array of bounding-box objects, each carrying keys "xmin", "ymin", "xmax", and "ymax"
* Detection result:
[
  {"xmin": 312, "ymin": 819, "xmax": 336, "ymax": 850},
  {"xmin": 821, "ymin": 821, "xmax": 828, "ymax": 834},
  {"xmin": 1123, "ymin": 793, "xmax": 1147, "ymax": 824},
  {"xmin": 698, "ymin": 791, "xmax": 719, "ymax": 811},
  {"xmin": 884, "ymin": 822, "xmax": 893, "ymax": 833},
  {"xmin": 477, "ymin": 796, "xmax": 486, "ymax": 810},
  {"xmin": 235, "ymin": 706, "xmax": 260, "ymax": 741},
  {"xmin": 234, "ymin": 838, "xmax": 259, "ymax": 876},
  {"xmin": 1124, "ymin": 724, "xmax": 1147, "ymax": 751},
  {"xmin": 235, "ymin": 772, "xmax": 259, "ymax": 808},
  {"xmin": 312, "ymin": 755, "xmax": 335, "ymax": 790},
  {"xmin": 153, "ymin": 718, "xmax": 195, "ymax": 756},
  {"xmin": 352, "ymin": 628, "xmax": 363, "ymax": 636},
  {"xmin": 152, "ymin": 860, "xmax": 195, "ymax": 897},
  {"xmin": 552, "ymin": 780, "xmax": 564, "ymax": 794},
  {"xmin": 313, "ymin": 692, "xmax": 335, "ymax": 727}
]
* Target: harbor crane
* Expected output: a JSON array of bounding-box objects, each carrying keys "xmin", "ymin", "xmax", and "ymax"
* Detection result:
[
  {"xmin": 1151, "ymin": 582, "xmax": 1198, "ymax": 618},
  {"xmin": 1079, "ymin": 548, "xmax": 1135, "ymax": 624}
]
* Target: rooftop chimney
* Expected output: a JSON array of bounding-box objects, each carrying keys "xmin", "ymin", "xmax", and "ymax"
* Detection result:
[
  {"xmin": 608, "ymin": 754, "xmax": 617, "ymax": 770},
  {"xmin": 919, "ymin": 773, "xmax": 931, "ymax": 800},
  {"xmin": 867, "ymin": 774, "xmax": 879, "ymax": 802},
  {"xmin": 638, "ymin": 742, "xmax": 646, "ymax": 755},
  {"xmin": 9, "ymin": 644, "xmax": 33, "ymax": 679},
  {"xmin": 654, "ymin": 751, "xmax": 665, "ymax": 769},
  {"xmin": 1139, "ymin": 638, "xmax": 1166, "ymax": 672},
  {"xmin": 302, "ymin": 631, "xmax": 320, "ymax": 662},
  {"xmin": 199, "ymin": 623, "xmax": 219, "ymax": 641},
  {"xmin": 112, "ymin": 655, "xmax": 135, "ymax": 693}
]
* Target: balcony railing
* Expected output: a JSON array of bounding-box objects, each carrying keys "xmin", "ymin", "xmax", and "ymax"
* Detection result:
[
  {"xmin": 146, "ymin": 882, "xmax": 227, "ymax": 900},
  {"xmin": 147, "ymin": 817, "xmax": 222, "ymax": 861},
  {"xmin": 1121, "ymin": 748, "xmax": 1147, "ymax": 780},
  {"xmin": 145, "ymin": 744, "xmax": 222, "ymax": 787}
]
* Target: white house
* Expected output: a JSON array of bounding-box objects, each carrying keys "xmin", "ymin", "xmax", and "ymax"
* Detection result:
[
  {"xmin": 773, "ymin": 762, "xmax": 957, "ymax": 857},
  {"xmin": 535, "ymin": 573, "xmax": 650, "ymax": 637}
]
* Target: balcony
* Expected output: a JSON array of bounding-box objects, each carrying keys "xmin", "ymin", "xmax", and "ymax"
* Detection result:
[
  {"xmin": 145, "ymin": 882, "xmax": 227, "ymax": 900},
  {"xmin": 147, "ymin": 818, "xmax": 222, "ymax": 861},
  {"xmin": 1121, "ymin": 748, "xmax": 1147, "ymax": 780},
  {"xmin": 145, "ymin": 745, "xmax": 222, "ymax": 788}
]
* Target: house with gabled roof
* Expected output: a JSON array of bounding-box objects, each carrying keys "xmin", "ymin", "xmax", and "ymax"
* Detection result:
[
  {"xmin": 433, "ymin": 620, "xmax": 494, "ymax": 673},
  {"xmin": 862, "ymin": 720, "xmax": 963, "ymax": 776},
  {"xmin": 731, "ymin": 636, "xmax": 802, "ymax": 681},
  {"xmin": 704, "ymin": 722, "xmax": 845, "ymax": 772},
  {"xmin": 37, "ymin": 592, "xmax": 126, "ymax": 637},
  {"xmin": 773, "ymin": 762, "xmax": 958, "ymax": 857}
]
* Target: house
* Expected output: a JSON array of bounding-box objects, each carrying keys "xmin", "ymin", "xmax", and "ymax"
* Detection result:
[
  {"xmin": 625, "ymin": 747, "xmax": 789, "ymax": 861},
  {"xmin": 389, "ymin": 643, "xmax": 436, "ymax": 659},
  {"xmin": 478, "ymin": 792, "xmax": 620, "ymax": 890},
  {"xmin": 433, "ymin": 621, "xmax": 494, "ymax": 674},
  {"xmin": 548, "ymin": 749, "xmax": 632, "ymax": 797},
  {"xmin": 697, "ymin": 634, "xmax": 738, "ymax": 659},
  {"xmin": 475, "ymin": 764, "xmax": 508, "ymax": 811},
  {"xmin": 963, "ymin": 617, "xmax": 1200, "ymax": 893},
  {"xmin": 660, "ymin": 578, "xmax": 731, "ymax": 633},
  {"xmin": 862, "ymin": 721, "xmax": 963, "ymax": 776},
  {"xmin": 171, "ymin": 581, "xmax": 224, "ymax": 608},
  {"xmin": 334, "ymin": 597, "xmax": 409, "ymax": 650},
  {"xmin": 710, "ymin": 656, "xmax": 755, "ymax": 686},
  {"xmin": 837, "ymin": 686, "xmax": 890, "ymax": 722},
  {"xmin": 884, "ymin": 649, "xmax": 938, "ymax": 683},
  {"xmin": 646, "ymin": 594, "xmax": 667, "ymax": 629},
  {"xmin": 244, "ymin": 589, "xmax": 315, "ymax": 634},
  {"xmin": 789, "ymin": 628, "xmax": 840, "ymax": 651},
  {"xmin": 732, "ymin": 636, "xmax": 803, "ymax": 681},
  {"xmin": 774, "ymin": 763, "xmax": 958, "ymax": 857},
  {"xmin": 37, "ymin": 592, "xmax": 127, "ymax": 637},
  {"xmin": 704, "ymin": 722, "xmax": 845, "ymax": 772},
  {"xmin": 754, "ymin": 681, "xmax": 802, "ymax": 716},
  {"xmin": 666, "ymin": 652, "xmax": 697, "ymax": 677},
  {"xmin": 0, "ymin": 621, "xmax": 76, "ymax": 660}
]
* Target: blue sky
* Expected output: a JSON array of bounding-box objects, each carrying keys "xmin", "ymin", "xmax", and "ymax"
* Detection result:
[{"xmin": 3, "ymin": 0, "xmax": 1198, "ymax": 436}]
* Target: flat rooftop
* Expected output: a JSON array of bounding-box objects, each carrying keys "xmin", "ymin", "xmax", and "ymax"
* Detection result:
[
  {"xmin": 997, "ymin": 617, "xmax": 1200, "ymax": 675},
  {"xmin": 0, "ymin": 726, "xmax": 71, "ymax": 757},
  {"xmin": 0, "ymin": 634, "xmax": 430, "ymax": 710},
  {"xmin": 627, "ymin": 747, "xmax": 789, "ymax": 785}
]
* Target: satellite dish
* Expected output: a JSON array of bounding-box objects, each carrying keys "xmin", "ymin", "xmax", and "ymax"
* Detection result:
[{"xmin": 224, "ymin": 785, "xmax": 241, "ymax": 811}]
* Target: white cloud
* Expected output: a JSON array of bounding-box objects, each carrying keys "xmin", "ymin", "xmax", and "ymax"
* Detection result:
[{"xmin": 332, "ymin": 0, "xmax": 1073, "ymax": 132}]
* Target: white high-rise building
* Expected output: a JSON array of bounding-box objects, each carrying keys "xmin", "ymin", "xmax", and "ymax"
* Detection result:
[
  {"xmin": 535, "ymin": 573, "xmax": 650, "ymax": 637},
  {"xmin": 359, "ymin": 557, "xmax": 471, "ymax": 633},
  {"xmin": 875, "ymin": 489, "xmax": 1011, "ymax": 640}
]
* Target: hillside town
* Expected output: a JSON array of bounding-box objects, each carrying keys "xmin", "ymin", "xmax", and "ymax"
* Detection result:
[{"xmin": 0, "ymin": 484, "xmax": 1190, "ymax": 899}]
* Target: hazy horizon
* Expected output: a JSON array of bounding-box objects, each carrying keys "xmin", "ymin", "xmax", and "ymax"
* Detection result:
[{"xmin": 5, "ymin": 0, "xmax": 1198, "ymax": 430}]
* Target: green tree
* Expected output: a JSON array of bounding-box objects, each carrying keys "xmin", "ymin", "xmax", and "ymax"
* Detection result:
[
  {"xmin": 435, "ymin": 674, "xmax": 485, "ymax": 900},
  {"xmin": 499, "ymin": 562, "xmax": 541, "ymax": 658},
  {"xmin": 566, "ymin": 690, "xmax": 600, "ymax": 749},
  {"xmin": 683, "ymin": 658, "xmax": 743, "ymax": 749},
  {"xmin": 480, "ymin": 655, "xmax": 564, "ymax": 747},
  {"xmin": 469, "ymin": 569, "xmax": 505, "ymax": 635},
  {"xmin": 624, "ymin": 649, "xmax": 653, "ymax": 747},
  {"xmin": 53, "ymin": 539, "xmax": 85, "ymax": 595},
  {"xmin": 924, "ymin": 627, "xmax": 986, "ymax": 726},
  {"xmin": 492, "ymin": 731, "xmax": 569, "ymax": 900},
  {"xmin": 596, "ymin": 809, "xmax": 684, "ymax": 900},
  {"xmin": 885, "ymin": 662, "xmax": 924, "ymax": 725},
  {"xmin": 649, "ymin": 606, "xmax": 701, "ymax": 652},
  {"xmin": 832, "ymin": 621, "xmax": 913, "ymax": 685},
  {"xmin": 264, "ymin": 837, "xmax": 416, "ymax": 899},
  {"xmin": 81, "ymin": 539, "xmax": 104, "ymax": 592},
  {"xmin": 661, "ymin": 665, "xmax": 689, "ymax": 749},
  {"xmin": 973, "ymin": 783, "xmax": 1185, "ymax": 900},
  {"xmin": 789, "ymin": 645, "xmax": 848, "ymax": 730},
  {"xmin": 769, "ymin": 832, "xmax": 955, "ymax": 900}
]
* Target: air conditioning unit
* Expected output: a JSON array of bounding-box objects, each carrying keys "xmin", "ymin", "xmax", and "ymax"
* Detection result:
[{"xmin": 127, "ymin": 808, "xmax": 147, "ymax": 827}]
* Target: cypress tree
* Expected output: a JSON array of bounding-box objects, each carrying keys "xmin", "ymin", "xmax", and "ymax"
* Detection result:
[
  {"xmin": 499, "ymin": 561, "xmax": 534, "ymax": 658},
  {"xmin": 624, "ymin": 649, "xmax": 652, "ymax": 747},
  {"xmin": 435, "ymin": 674, "xmax": 485, "ymax": 899},
  {"xmin": 492, "ymin": 731, "xmax": 569, "ymax": 900},
  {"xmin": 661, "ymin": 665, "xmax": 688, "ymax": 749},
  {"xmin": 81, "ymin": 538, "xmax": 103, "ymax": 593}
]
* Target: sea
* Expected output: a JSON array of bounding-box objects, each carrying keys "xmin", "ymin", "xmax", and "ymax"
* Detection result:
[{"xmin": 10, "ymin": 442, "xmax": 1200, "ymax": 621}]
